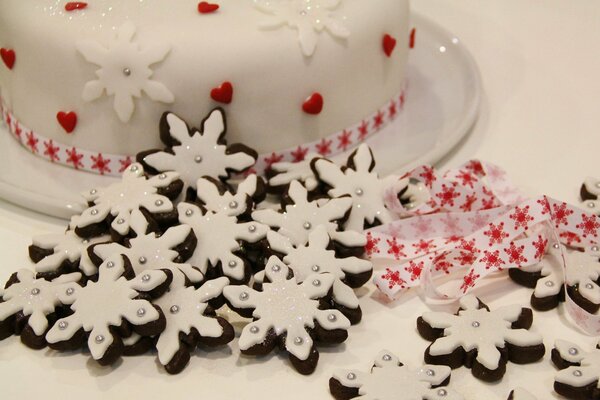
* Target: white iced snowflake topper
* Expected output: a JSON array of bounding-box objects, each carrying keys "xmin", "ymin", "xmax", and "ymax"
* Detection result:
[
  {"xmin": 565, "ymin": 246, "xmax": 600, "ymax": 306},
  {"xmin": 331, "ymin": 350, "xmax": 463, "ymax": 400},
  {"xmin": 195, "ymin": 175, "xmax": 261, "ymax": 217},
  {"xmin": 513, "ymin": 243, "xmax": 564, "ymax": 304},
  {"xmin": 580, "ymin": 177, "xmax": 600, "ymax": 212},
  {"xmin": 254, "ymin": 0, "xmax": 350, "ymax": 56},
  {"xmin": 178, "ymin": 202, "xmax": 269, "ymax": 282},
  {"xmin": 73, "ymin": 163, "xmax": 179, "ymax": 237},
  {"xmin": 224, "ymin": 257, "xmax": 350, "ymax": 362},
  {"xmin": 252, "ymin": 180, "xmax": 366, "ymax": 249},
  {"xmin": 421, "ymin": 295, "xmax": 543, "ymax": 371},
  {"xmin": 0, "ymin": 270, "xmax": 81, "ymax": 337},
  {"xmin": 93, "ymin": 211, "xmax": 202, "ymax": 283},
  {"xmin": 265, "ymin": 225, "xmax": 372, "ymax": 309},
  {"xmin": 269, "ymin": 152, "xmax": 320, "ymax": 192},
  {"xmin": 553, "ymin": 339, "xmax": 600, "ymax": 395},
  {"xmin": 143, "ymin": 110, "xmax": 256, "ymax": 191},
  {"xmin": 153, "ymin": 275, "xmax": 229, "ymax": 368},
  {"xmin": 31, "ymin": 230, "xmax": 110, "ymax": 277},
  {"xmin": 313, "ymin": 144, "xmax": 400, "ymax": 231},
  {"xmin": 77, "ymin": 22, "xmax": 174, "ymax": 122},
  {"xmin": 46, "ymin": 257, "xmax": 168, "ymax": 361}
]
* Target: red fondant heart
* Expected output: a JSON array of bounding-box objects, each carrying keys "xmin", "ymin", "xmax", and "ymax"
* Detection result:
[
  {"xmin": 57, "ymin": 111, "xmax": 77, "ymax": 133},
  {"xmin": 210, "ymin": 82, "xmax": 233, "ymax": 104},
  {"xmin": 198, "ymin": 2, "xmax": 219, "ymax": 13},
  {"xmin": 409, "ymin": 28, "xmax": 416, "ymax": 49},
  {"xmin": 302, "ymin": 93, "xmax": 323, "ymax": 115},
  {"xmin": 382, "ymin": 34, "xmax": 397, "ymax": 57},
  {"xmin": 65, "ymin": 2, "xmax": 88, "ymax": 11},
  {"xmin": 1, "ymin": 48, "xmax": 15, "ymax": 70}
]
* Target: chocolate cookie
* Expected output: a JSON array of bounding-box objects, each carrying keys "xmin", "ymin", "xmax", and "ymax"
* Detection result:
[{"xmin": 552, "ymin": 339, "xmax": 600, "ymax": 400}]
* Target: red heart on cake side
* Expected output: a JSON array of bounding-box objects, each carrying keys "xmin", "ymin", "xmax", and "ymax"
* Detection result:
[
  {"xmin": 198, "ymin": 2, "xmax": 219, "ymax": 14},
  {"xmin": 1, "ymin": 48, "xmax": 15, "ymax": 70},
  {"xmin": 302, "ymin": 93, "xmax": 323, "ymax": 115},
  {"xmin": 210, "ymin": 82, "xmax": 233, "ymax": 104},
  {"xmin": 409, "ymin": 28, "xmax": 416, "ymax": 49},
  {"xmin": 382, "ymin": 34, "xmax": 397, "ymax": 57},
  {"xmin": 56, "ymin": 111, "xmax": 78, "ymax": 133},
  {"xmin": 65, "ymin": 2, "xmax": 88, "ymax": 11}
]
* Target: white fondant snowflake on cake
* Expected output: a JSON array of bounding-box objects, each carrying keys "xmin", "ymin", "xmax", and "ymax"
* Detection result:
[
  {"xmin": 313, "ymin": 144, "xmax": 400, "ymax": 231},
  {"xmin": 195, "ymin": 175, "xmax": 261, "ymax": 217},
  {"xmin": 331, "ymin": 350, "xmax": 463, "ymax": 400},
  {"xmin": 266, "ymin": 225, "xmax": 371, "ymax": 309},
  {"xmin": 224, "ymin": 257, "xmax": 350, "ymax": 364},
  {"xmin": 93, "ymin": 211, "xmax": 202, "ymax": 283},
  {"xmin": 254, "ymin": 0, "xmax": 350, "ymax": 56},
  {"xmin": 72, "ymin": 163, "xmax": 179, "ymax": 237},
  {"xmin": 142, "ymin": 110, "xmax": 256, "ymax": 191},
  {"xmin": 77, "ymin": 22, "xmax": 174, "ymax": 122},
  {"xmin": 420, "ymin": 295, "xmax": 543, "ymax": 372},
  {"xmin": 178, "ymin": 202, "xmax": 269, "ymax": 283},
  {"xmin": 46, "ymin": 257, "xmax": 168, "ymax": 361},
  {"xmin": 0, "ymin": 270, "xmax": 81, "ymax": 337},
  {"xmin": 252, "ymin": 180, "xmax": 366, "ymax": 249},
  {"xmin": 553, "ymin": 339, "xmax": 600, "ymax": 396},
  {"xmin": 268, "ymin": 153, "xmax": 320, "ymax": 192}
]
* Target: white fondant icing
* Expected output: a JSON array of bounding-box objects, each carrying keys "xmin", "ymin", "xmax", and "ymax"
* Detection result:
[
  {"xmin": 195, "ymin": 175, "xmax": 258, "ymax": 217},
  {"xmin": 554, "ymin": 340, "xmax": 600, "ymax": 389},
  {"xmin": 520, "ymin": 247, "xmax": 563, "ymax": 299},
  {"xmin": 269, "ymin": 153, "xmax": 320, "ymax": 191},
  {"xmin": 565, "ymin": 249, "xmax": 600, "ymax": 304}
]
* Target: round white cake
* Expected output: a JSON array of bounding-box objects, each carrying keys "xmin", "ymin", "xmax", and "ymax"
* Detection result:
[{"xmin": 0, "ymin": 0, "xmax": 410, "ymax": 175}]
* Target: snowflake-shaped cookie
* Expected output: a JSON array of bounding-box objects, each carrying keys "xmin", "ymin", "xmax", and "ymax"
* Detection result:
[
  {"xmin": 223, "ymin": 257, "xmax": 350, "ymax": 374},
  {"xmin": 194, "ymin": 175, "xmax": 265, "ymax": 218},
  {"xmin": 153, "ymin": 275, "xmax": 234, "ymax": 374},
  {"xmin": 507, "ymin": 388, "xmax": 538, "ymax": 400},
  {"xmin": 330, "ymin": 350, "xmax": 464, "ymax": 400},
  {"xmin": 508, "ymin": 243, "xmax": 565, "ymax": 311},
  {"xmin": 77, "ymin": 21, "xmax": 174, "ymax": 122},
  {"xmin": 312, "ymin": 144, "xmax": 400, "ymax": 231},
  {"xmin": 0, "ymin": 270, "xmax": 81, "ymax": 349},
  {"xmin": 580, "ymin": 177, "xmax": 600, "ymax": 214},
  {"xmin": 178, "ymin": 202, "xmax": 268, "ymax": 284},
  {"xmin": 138, "ymin": 109, "xmax": 257, "ymax": 195},
  {"xmin": 254, "ymin": 0, "xmax": 350, "ymax": 57},
  {"xmin": 29, "ymin": 229, "xmax": 111, "ymax": 279},
  {"xmin": 46, "ymin": 256, "xmax": 169, "ymax": 366},
  {"xmin": 264, "ymin": 225, "xmax": 372, "ymax": 323},
  {"xmin": 252, "ymin": 180, "xmax": 366, "ymax": 253},
  {"xmin": 72, "ymin": 163, "xmax": 182, "ymax": 239},
  {"xmin": 92, "ymin": 212, "xmax": 201, "ymax": 283},
  {"xmin": 552, "ymin": 339, "xmax": 600, "ymax": 400},
  {"xmin": 268, "ymin": 152, "xmax": 320, "ymax": 193},
  {"xmin": 417, "ymin": 295, "xmax": 545, "ymax": 382},
  {"xmin": 565, "ymin": 246, "xmax": 600, "ymax": 314}
]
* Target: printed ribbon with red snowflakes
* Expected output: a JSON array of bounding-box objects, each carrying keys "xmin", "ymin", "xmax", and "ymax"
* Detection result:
[{"xmin": 367, "ymin": 160, "xmax": 600, "ymax": 335}]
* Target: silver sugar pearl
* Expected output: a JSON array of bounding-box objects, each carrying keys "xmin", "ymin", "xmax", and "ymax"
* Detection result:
[
  {"xmin": 346, "ymin": 372, "xmax": 356, "ymax": 380},
  {"xmin": 586, "ymin": 283, "xmax": 594, "ymax": 290},
  {"xmin": 382, "ymin": 354, "xmax": 392, "ymax": 361},
  {"xmin": 83, "ymin": 239, "xmax": 89, "ymax": 244},
  {"xmin": 553, "ymin": 243, "xmax": 560, "ymax": 249},
  {"xmin": 58, "ymin": 321, "xmax": 68, "ymax": 330},
  {"xmin": 90, "ymin": 189, "xmax": 97, "ymax": 195},
  {"xmin": 139, "ymin": 256, "xmax": 147, "ymax": 265},
  {"xmin": 426, "ymin": 369, "xmax": 435, "ymax": 376},
  {"xmin": 130, "ymin": 165, "xmax": 139, "ymax": 172},
  {"xmin": 294, "ymin": 337, "xmax": 303, "ymax": 345},
  {"xmin": 116, "ymin": 218, "xmax": 125, "ymax": 224},
  {"xmin": 158, "ymin": 173, "xmax": 167, "ymax": 180},
  {"xmin": 471, "ymin": 321, "xmax": 480, "ymax": 328},
  {"xmin": 248, "ymin": 225, "xmax": 257, "ymax": 232},
  {"xmin": 228, "ymin": 260, "xmax": 237, "ymax": 268},
  {"xmin": 66, "ymin": 287, "xmax": 75, "ymax": 296},
  {"xmin": 95, "ymin": 335, "xmax": 105, "ymax": 344},
  {"xmin": 185, "ymin": 209, "xmax": 194, "ymax": 216},
  {"xmin": 239, "ymin": 292, "xmax": 249, "ymax": 301},
  {"xmin": 229, "ymin": 201, "xmax": 238, "ymax": 209},
  {"xmin": 573, "ymin": 369, "xmax": 583, "ymax": 377},
  {"xmin": 569, "ymin": 347, "xmax": 579, "ymax": 356},
  {"xmin": 137, "ymin": 308, "xmax": 146, "ymax": 317},
  {"xmin": 545, "ymin": 281, "xmax": 554, "ymax": 287},
  {"xmin": 355, "ymin": 188, "xmax": 364, "ymax": 196},
  {"xmin": 155, "ymin": 199, "xmax": 163, "ymax": 206},
  {"xmin": 303, "ymin": 222, "xmax": 312, "ymax": 230},
  {"xmin": 250, "ymin": 326, "xmax": 259, "ymax": 334},
  {"xmin": 311, "ymin": 265, "xmax": 320, "ymax": 272},
  {"xmin": 327, "ymin": 314, "xmax": 337, "ymax": 322},
  {"xmin": 170, "ymin": 305, "xmax": 180, "ymax": 314},
  {"xmin": 437, "ymin": 389, "xmax": 447, "ymax": 397},
  {"xmin": 588, "ymin": 202, "xmax": 596, "ymax": 209},
  {"xmin": 90, "ymin": 209, "xmax": 98, "ymax": 215},
  {"xmin": 592, "ymin": 245, "xmax": 599, "ymax": 252},
  {"xmin": 194, "ymin": 155, "xmax": 203, "ymax": 163},
  {"xmin": 312, "ymin": 279, "xmax": 321, "ymax": 287},
  {"xmin": 596, "ymin": 182, "xmax": 600, "ymax": 189},
  {"xmin": 141, "ymin": 274, "xmax": 151, "ymax": 282},
  {"xmin": 106, "ymin": 261, "xmax": 115, "ymax": 268},
  {"xmin": 272, "ymin": 264, "xmax": 281, "ymax": 272},
  {"xmin": 30, "ymin": 288, "xmax": 40, "ymax": 295},
  {"xmin": 122, "ymin": 67, "xmax": 131, "ymax": 76}
]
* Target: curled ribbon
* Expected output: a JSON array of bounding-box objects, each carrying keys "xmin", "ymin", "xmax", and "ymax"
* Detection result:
[{"xmin": 368, "ymin": 160, "xmax": 600, "ymax": 335}]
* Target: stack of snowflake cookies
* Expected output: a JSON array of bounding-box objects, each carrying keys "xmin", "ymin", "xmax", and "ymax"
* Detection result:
[{"xmin": 0, "ymin": 108, "xmax": 396, "ymax": 375}]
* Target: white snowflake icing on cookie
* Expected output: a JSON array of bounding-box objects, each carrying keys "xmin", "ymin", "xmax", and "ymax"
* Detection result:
[
  {"xmin": 580, "ymin": 177, "xmax": 600, "ymax": 213},
  {"xmin": 77, "ymin": 22, "xmax": 174, "ymax": 122},
  {"xmin": 224, "ymin": 257, "xmax": 350, "ymax": 362},
  {"xmin": 254, "ymin": 0, "xmax": 350, "ymax": 57},
  {"xmin": 265, "ymin": 225, "xmax": 371, "ymax": 308},
  {"xmin": 0, "ymin": 270, "xmax": 81, "ymax": 337},
  {"xmin": 565, "ymin": 246, "xmax": 600, "ymax": 306},
  {"xmin": 268, "ymin": 153, "xmax": 320, "ymax": 191},
  {"xmin": 252, "ymin": 180, "xmax": 365, "ymax": 249},
  {"xmin": 31, "ymin": 230, "xmax": 110, "ymax": 277},
  {"xmin": 73, "ymin": 163, "xmax": 180, "ymax": 237},
  {"xmin": 153, "ymin": 275, "xmax": 230, "ymax": 369},
  {"xmin": 142, "ymin": 109, "xmax": 256, "ymax": 191},
  {"xmin": 178, "ymin": 202, "xmax": 268, "ymax": 283},
  {"xmin": 420, "ymin": 295, "xmax": 543, "ymax": 371},
  {"xmin": 331, "ymin": 350, "xmax": 464, "ymax": 400},
  {"xmin": 93, "ymin": 211, "xmax": 202, "ymax": 283},
  {"xmin": 46, "ymin": 257, "xmax": 168, "ymax": 361},
  {"xmin": 195, "ymin": 175, "xmax": 261, "ymax": 217},
  {"xmin": 554, "ymin": 339, "xmax": 600, "ymax": 396},
  {"xmin": 517, "ymin": 244, "xmax": 564, "ymax": 301},
  {"xmin": 313, "ymin": 144, "xmax": 400, "ymax": 231}
]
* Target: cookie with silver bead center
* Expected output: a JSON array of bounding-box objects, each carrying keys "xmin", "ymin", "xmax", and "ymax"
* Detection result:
[
  {"xmin": 580, "ymin": 177, "xmax": 600, "ymax": 215},
  {"xmin": 563, "ymin": 246, "xmax": 600, "ymax": 314},
  {"xmin": 223, "ymin": 257, "xmax": 351, "ymax": 375},
  {"xmin": 551, "ymin": 339, "xmax": 600, "ymax": 400},
  {"xmin": 417, "ymin": 294, "xmax": 545, "ymax": 382},
  {"xmin": 0, "ymin": 269, "xmax": 82, "ymax": 349},
  {"xmin": 45, "ymin": 255, "xmax": 171, "ymax": 366},
  {"xmin": 136, "ymin": 108, "xmax": 257, "ymax": 201},
  {"xmin": 329, "ymin": 350, "xmax": 464, "ymax": 400}
]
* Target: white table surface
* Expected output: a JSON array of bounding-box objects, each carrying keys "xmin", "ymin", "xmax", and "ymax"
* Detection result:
[{"xmin": 1, "ymin": 2, "xmax": 600, "ymax": 399}]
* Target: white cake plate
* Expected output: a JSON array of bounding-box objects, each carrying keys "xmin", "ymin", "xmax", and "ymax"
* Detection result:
[{"xmin": 0, "ymin": 13, "xmax": 480, "ymax": 220}]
